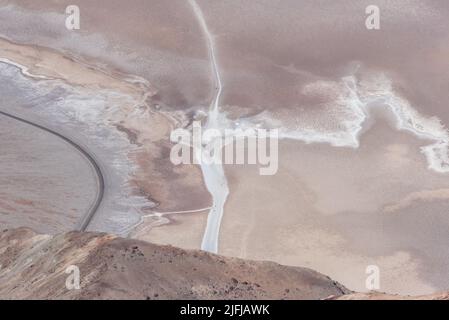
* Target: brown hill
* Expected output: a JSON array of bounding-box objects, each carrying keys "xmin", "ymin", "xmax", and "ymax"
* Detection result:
[{"xmin": 0, "ymin": 228, "xmax": 349, "ymax": 300}]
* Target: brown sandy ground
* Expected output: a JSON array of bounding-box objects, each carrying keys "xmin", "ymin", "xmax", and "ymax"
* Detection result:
[
  {"xmin": 220, "ymin": 120, "xmax": 449, "ymax": 296},
  {"xmin": 130, "ymin": 211, "xmax": 208, "ymax": 251},
  {"xmin": 2, "ymin": 227, "xmax": 447, "ymax": 300},
  {"xmin": 2, "ymin": 1, "xmax": 449, "ymax": 298},
  {"xmin": 0, "ymin": 228, "xmax": 348, "ymax": 300},
  {"xmin": 0, "ymin": 36, "xmax": 210, "ymax": 236},
  {"xmin": 0, "ymin": 116, "xmax": 96, "ymax": 234},
  {"xmin": 0, "ymin": 0, "xmax": 212, "ymax": 109},
  {"xmin": 193, "ymin": 0, "xmax": 449, "ymax": 126}
]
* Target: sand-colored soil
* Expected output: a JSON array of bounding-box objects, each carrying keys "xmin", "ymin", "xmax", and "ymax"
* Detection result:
[
  {"xmin": 220, "ymin": 120, "xmax": 449, "ymax": 296},
  {"xmin": 131, "ymin": 211, "xmax": 208, "ymax": 251},
  {"xmin": 1, "ymin": 1, "xmax": 449, "ymax": 299},
  {"xmin": 0, "ymin": 116, "xmax": 96, "ymax": 233},
  {"xmin": 0, "ymin": 36, "xmax": 210, "ymax": 236}
]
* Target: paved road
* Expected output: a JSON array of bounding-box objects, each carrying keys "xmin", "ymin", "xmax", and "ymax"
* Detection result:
[{"xmin": 0, "ymin": 110, "xmax": 105, "ymax": 232}]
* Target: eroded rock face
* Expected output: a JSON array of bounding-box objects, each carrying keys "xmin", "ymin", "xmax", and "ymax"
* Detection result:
[{"xmin": 0, "ymin": 228, "xmax": 349, "ymax": 300}]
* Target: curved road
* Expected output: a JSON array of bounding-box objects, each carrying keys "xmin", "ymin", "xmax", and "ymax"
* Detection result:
[{"xmin": 0, "ymin": 110, "xmax": 105, "ymax": 232}]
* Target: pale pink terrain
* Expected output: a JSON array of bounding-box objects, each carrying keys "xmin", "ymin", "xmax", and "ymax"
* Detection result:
[{"xmin": 0, "ymin": 1, "xmax": 448, "ymax": 299}]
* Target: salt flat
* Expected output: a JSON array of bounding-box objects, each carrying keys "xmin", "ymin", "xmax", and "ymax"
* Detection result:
[{"xmin": 0, "ymin": 1, "xmax": 448, "ymax": 296}]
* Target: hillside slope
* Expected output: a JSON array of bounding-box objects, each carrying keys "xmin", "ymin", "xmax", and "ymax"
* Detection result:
[{"xmin": 0, "ymin": 228, "xmax": 349, "ymax": 300}]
